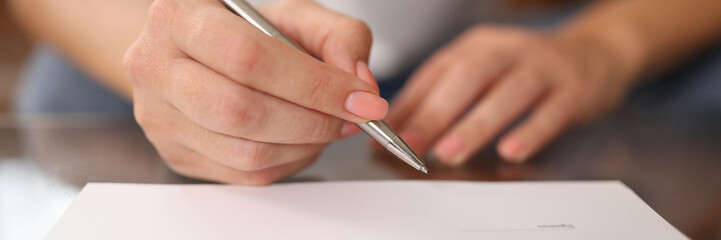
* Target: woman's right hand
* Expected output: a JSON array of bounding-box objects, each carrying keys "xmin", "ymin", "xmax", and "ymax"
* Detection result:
[{"xmin": 123, "ymin": 0, "xmax": 385, "ymax": 185}]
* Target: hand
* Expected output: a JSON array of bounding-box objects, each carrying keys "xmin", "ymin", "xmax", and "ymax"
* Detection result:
[
  {"xmin": 124, "ymin": 0, "xmax": 385, "ymax": 185},
  {"xmin": 386, "ymin": 25, "xmax": 634, "ymax": 165}
]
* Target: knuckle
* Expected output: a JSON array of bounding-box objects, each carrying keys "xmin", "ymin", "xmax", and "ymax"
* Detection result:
[
  {"xmin": 235, "ymin": 141, "xmax": 272, "ymax": 171},
  {"xmin": 310, "ymin": 115, "xmax": 339, "ymax": 142},
  {"xmin": 122, "ymin": 43, "xmax": 152, "ymax": 86},
  {"xmin": 122, "ymin": 47, "xmax": 141, "ymax": 83},
  {"xmin": 211, "ymin": 94, "xmax": 260, "ymax": 134},
  {"xmin": 302, "ymin": 75, "xmax": 328, "ymax": 107},
  {"xmin": 133, "ymin": 102, "xmax": 155, "ymax": 129},
  {"xmin": 185, "ymin": 6, "xmax": 266, "ymax": 82},
  {"xmin": 156, "ymin": 148, "xmax": 194, "ymax": 176},
  {"xmin": 223, "ymin": 36, "xmax": 265, "ymax": 81}
]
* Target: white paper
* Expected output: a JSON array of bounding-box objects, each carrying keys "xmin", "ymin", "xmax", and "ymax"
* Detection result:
[{"xmin": 45, "ymin": 181, "xmax": 687, "ymax": 240}]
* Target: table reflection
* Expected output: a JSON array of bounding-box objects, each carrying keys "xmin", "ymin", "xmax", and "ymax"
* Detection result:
[{"xmin": 1, "ymin": 109, "xmax": 720, "ymax": 239}]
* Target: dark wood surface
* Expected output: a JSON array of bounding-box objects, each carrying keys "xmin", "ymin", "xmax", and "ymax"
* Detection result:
[{"xmin": 0, "ymin": 109, "xmax": 720, "ymax": 239}]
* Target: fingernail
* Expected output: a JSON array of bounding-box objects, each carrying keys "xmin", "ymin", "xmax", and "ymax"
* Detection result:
[
  {"xmin": 356, "ymin": 61, "xmax": 379, "ymax": 91},
  {"xmin": 345, "ymin": 91, "xmax": 388, "ymax": 120},
  {"xmin": 433, "ymin": 134, "xmax": 465, "ymax": 165},
  {"xmin": 340, "ymin": 122, "xmax": 361, "ymax": 138},
  {"xmin": 499, "ymin": 137, "xmax": 525, "ymax": 163}
]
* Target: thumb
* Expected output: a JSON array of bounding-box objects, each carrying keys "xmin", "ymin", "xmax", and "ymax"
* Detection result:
[{"xmin": 260, "ymin": 0, "xmax": 373, "ymax": 76}]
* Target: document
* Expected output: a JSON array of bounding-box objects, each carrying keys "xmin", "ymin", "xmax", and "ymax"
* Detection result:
[{"xmin": 46, "ymin": 181, "xmax": 687, "ymax": 240}]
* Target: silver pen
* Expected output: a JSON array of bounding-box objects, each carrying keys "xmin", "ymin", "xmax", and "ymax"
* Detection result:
[{"xmin": 220, "ymin": 0, "xmax": 428, "ymax": 174}]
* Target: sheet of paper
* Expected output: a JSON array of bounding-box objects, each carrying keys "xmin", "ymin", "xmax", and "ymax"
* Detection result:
[{"xmin": 45, "ymin": 181, "xmax": 686, "ymax": 240}]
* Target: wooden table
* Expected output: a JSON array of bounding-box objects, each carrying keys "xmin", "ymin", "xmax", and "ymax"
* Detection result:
[{"xmin": 1, "ymin": 109, "xmax": 720, "ymax": 239}]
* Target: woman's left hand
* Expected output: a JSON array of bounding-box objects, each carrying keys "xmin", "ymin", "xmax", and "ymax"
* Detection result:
[{"xmin": 386, "ymin": 25, "xmax": 637, "ymax": 165}]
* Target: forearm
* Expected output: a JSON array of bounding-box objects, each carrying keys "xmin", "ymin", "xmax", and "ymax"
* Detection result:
[
  {"xmin": 8, "ymin": 0, "xmax": 152, "ymax": 100},
  {"xmin": 557, "ymin": 0, "xmax": 721, "ymax": 82}
]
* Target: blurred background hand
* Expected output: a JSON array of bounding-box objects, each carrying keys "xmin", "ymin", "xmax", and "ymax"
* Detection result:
[{"xmin": 386, "ymin": 25, "xmax": 635, "ymax": 165}]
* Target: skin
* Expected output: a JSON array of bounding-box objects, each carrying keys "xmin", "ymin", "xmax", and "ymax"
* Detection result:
[
  {"xmin": 125, "ymin": 0, "xmax": 388, "ymax": 185},
  {"xmin": 8, "ymin": 0, "xmax": 721, "ymax": 184},
  {"xmin": 11, "ymin": 0, "xmax": 382, "ymax": 185},
  {"xmin": 385, "ymin": 0, "xmax": 721, "ymax": 165}
]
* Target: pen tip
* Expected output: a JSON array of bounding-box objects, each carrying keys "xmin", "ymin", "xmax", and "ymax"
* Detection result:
[{"xmin": 420, "ymin": 166, "xmax": 429, "ymax": 174}]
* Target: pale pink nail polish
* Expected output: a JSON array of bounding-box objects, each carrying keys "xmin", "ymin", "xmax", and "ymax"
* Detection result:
[
  {"xmin": 499, "ymin": 138, "xmax": 524, "ymax": 162},
  {"xmin": 345, "ymin": 91, "xmax": 388, "ymax": 120},
  {"xmin": 434, "ymin": 134, "xmax": 465, "ymax": 165}
]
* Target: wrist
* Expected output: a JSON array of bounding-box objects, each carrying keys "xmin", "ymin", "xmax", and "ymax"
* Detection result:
[{"xmin": 554, "ymin": 23, "xmax": 648, "ymax": 87}]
